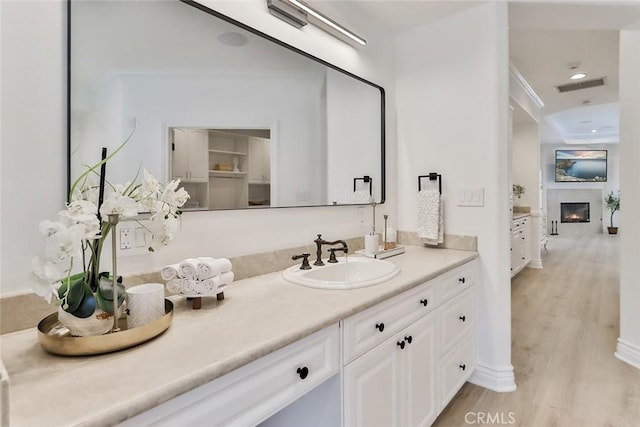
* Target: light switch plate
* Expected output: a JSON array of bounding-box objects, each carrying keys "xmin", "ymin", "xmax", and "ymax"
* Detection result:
[
  {"xmin": 457, "ymin": 188, "xmax": 484, "ymax": 207},
  {"xmin": 116, "ymin": 218, "xmax": 152, "ymax": 257}
]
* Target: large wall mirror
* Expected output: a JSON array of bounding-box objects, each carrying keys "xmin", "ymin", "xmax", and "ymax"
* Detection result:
[{"xmin": 69, "ymin": 0, "xmax": 385, "ymax": 211}]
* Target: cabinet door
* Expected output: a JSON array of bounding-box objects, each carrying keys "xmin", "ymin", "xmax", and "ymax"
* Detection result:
[
  {"xmin": 172, "ymin": 128, "xmax": 189, "ymax": 180},
  {"xmin": 403, "ymin": 313, "xmax": 437, "ymax": 427},
  {"xmin": 188, "ymin": 129, "xmax": 209, "ymax": 181},
  {"xmin": 263, "ymin": 140, "xmax": 271, "ymax": 183},
  {"xmin": 343, "ymin": 338, "xmax": 403, "ymax": 427},
  {"xmin": 172, "ymin": 129, "xmax": 208, "ymax": 182},
  {"xmin": 249, "ymin": 137, "xmax": 265, "ymax": 183}
]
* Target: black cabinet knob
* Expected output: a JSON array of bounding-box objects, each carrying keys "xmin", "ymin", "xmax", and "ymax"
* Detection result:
[
  {"xmin": 297, "ymin": 366, "xmax": 309, "ymax": 380},
  {"xmin": 375, "ymin": 323, "xmax": 385, "ymax": 332},
  {"xmin": 397, "ymin": 340, "xmax": 405, "ymax": 350},
  {"xmin": 404, "ymin": 336, "xmax": 413, "ymax": 344},
  {"xmin": 459, "ymin": 364, "xmax": 466, "ymax": 371},
  {"xmin": 459, "ymin": 277, "xmax": 466, "ymax": 284},
  {"xmin": 420, "ymin": 299, "xmax": 428, "ymax": 307},
  {"xmin": 459, "ymin": 315, "xmax": 466, "ymax": 322}
]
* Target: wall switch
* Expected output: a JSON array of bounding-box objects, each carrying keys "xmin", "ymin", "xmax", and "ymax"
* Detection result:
[
  {"xmin": 457, "ymin": 188, "xmax": 484, "ymax": 207},
  {"xmin": 116, "ymin": 219, "xmax": 152, "ymax": 257}
]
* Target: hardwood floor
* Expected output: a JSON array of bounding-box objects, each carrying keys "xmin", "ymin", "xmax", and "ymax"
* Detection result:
[{"xmin": 433, "ymin": 234, "xmax": 640, "ymax": 426}]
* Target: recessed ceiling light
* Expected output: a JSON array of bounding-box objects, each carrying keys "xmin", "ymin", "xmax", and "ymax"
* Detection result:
[
  {"xmin": 570, "ymin": 73, "xmax": 587, "ymax": 80},
  {"xmin": 591, "ymin": 129, "xmax": 598, "ymax": 133}
]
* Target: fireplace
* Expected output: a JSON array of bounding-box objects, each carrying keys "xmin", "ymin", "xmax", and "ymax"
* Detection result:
[{"xmin": 561, "ymin": 202, "xmax": 590, "ymax": 223}]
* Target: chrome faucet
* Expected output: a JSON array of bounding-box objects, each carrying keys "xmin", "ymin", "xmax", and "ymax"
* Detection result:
[{"xmin": 314, "ymin": 234, "xmax": 349, "ymax": 266}]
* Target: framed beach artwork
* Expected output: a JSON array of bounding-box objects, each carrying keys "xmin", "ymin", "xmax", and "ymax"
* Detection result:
[{"xmin": 555, "ymin": 150, "xmax": 607, "ymax": 182}]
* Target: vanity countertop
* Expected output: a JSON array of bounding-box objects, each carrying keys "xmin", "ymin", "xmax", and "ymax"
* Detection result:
[
  {"xmin": 513, "ymin": 212, "xmax": 531, "ymax": 220},
  {"xmin": 0, "ymin": 245, "xmax": 477, "ymax": 426}
]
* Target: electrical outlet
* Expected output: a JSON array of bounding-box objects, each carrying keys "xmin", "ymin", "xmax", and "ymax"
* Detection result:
[
  {"xmin": 116, "ymin": 219, "xmax": 152, "ymax": 257},
  {"xmin": 119, "ymin": 228, "xmax": 132, "ymax": 249}
]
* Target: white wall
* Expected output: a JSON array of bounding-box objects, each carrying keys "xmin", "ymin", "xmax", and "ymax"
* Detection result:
[
  {"xmin": 617, "ymin": 23, "xmax": 640, "ymax": 369},
  {"xmin": 395, "ymin": 3, "xmax": 514, "ymax": 391},
  {"xmin": 0, "ymin": 0, "xmax": 397, "ymax": 296}
]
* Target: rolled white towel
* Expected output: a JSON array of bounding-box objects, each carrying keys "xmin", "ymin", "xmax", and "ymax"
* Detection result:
[
  {"xmin": 196, "ymin": 257, "xmax": 232, "ymax": 280},
  {"xmin": 161, "ymin": 263, "xmax": 180, "ymax": 281},
  {"xmin": 166, "ymin": 278, "xmax": 183, "ymax": 294},
  {"xmin": 213, "ymin": 271, "xmax": 235, "ymax": 288},
  {"xmin": 179, "ymin": 258, "xmax": 199, "ymax": 280},
  {"xmin": 182, "ymin": 279, "xmax": 196, "ymax": 295},
  {"xmin": 197, "ymin": 278, "xmax": 217, "ymax": 295}
]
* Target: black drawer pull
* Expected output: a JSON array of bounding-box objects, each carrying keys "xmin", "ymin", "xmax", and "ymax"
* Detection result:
[
  {"xmin": 459, "ymin": 277, "xmax": 466, "ymax": 284},
  {"xmin": 404, "ymin": 336, "xmax": 413, "ymax": 344},
  {"xmin": 375, "ymin": 323, "xmax": 385, "ymax": 332},
  {"xmin": 420, "ymin": 299, "xmax": 428, "ymax": 307},
  {"xmin": 459, "ymin": 364, "xmax": 466, "ymax": 371},
  {"xmin": 459, "ymin": 315, "xmax": 466, "ymax": 322},
  {"xmin": 397, "ymin": 340, "xmax": 406, "ymax": 350},
  {"xmin": 297, "ymin": 366, "xmax": 309, "ymax": 380}
]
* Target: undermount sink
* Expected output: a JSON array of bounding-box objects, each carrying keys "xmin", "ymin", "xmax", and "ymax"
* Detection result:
[{"xmin": 283, "ymin": 256, "xmax": 400, "ymax": 290}]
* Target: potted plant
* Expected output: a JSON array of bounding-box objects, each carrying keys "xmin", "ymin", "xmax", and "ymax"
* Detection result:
[
  {"xmin": 604, "ymin": 191, "xmax": 620, "ymax": 235},
  {"xmin": 512, "ymin": 184, "xmax": 525, "ymax": 200},
  {"xmin": 31, "ymin": 131, "xmax": 190, "ymax": 336}
]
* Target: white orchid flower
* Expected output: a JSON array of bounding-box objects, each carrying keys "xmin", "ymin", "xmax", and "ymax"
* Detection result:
[
  {"xmin": 99, "ymin": 193, "xmax": 139, "ymax": 219},
  {"xmin": 141, "ymin": 169, "xmax": 161, "ymax": 195},
  {"xmin": 43, "ymin": 223, "xmax": 85, "ymax": 263},
  {"xmin": 39, "ymin": 220, "xmax": 66, "ymax": 237}
]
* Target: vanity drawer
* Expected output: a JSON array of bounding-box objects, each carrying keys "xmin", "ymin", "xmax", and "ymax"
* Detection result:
[
  {"xmin": 439, "ymin": 285, "xmax": 476, "ymax": 354},
  {"xmin": 342, "ymin": 281, "xmax": 436, "ymax": 364},
  {"xmin": 437, "ymin": 260, "xmax": 477, "ymax": 304},
  {"xmin": 438, "ymin": 332, "xmax": 475, "ymax": 411},
  {"xmin": 122, "ymin": 325, "xmax": 339, "ymax": 427}
]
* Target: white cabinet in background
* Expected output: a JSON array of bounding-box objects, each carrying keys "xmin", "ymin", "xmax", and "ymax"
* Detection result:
[
  {"xmin": 511, "ymin": 216, "xmax": 531, "ymax": 277},
  {"xmin": 249, "ymin": 137, "xmax": 271, "ymax": 184},
  {"xmin": 172, "ymin": 128, "xmax": 209, "ymax": 182}
]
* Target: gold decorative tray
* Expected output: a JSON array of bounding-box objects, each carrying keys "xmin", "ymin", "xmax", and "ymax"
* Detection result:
[{"xmin": 37, "ymin": 299, "xmax": 173, "ymax": 356}]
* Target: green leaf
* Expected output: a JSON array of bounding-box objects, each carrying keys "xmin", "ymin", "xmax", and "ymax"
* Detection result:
[{"xmin": 60, "ymin": 274, "xmax": 86, "ymax": 314}]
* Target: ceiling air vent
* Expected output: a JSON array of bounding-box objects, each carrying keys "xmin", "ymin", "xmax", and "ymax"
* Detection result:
[{"xmin": 556, "ymin": 77, "xmax": 606, "ymax": 93}]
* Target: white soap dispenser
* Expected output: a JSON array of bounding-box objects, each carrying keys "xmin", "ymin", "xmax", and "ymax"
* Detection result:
[{"xmin": 364, "ymin": 203, "xmax": 379, "ymax": 255}]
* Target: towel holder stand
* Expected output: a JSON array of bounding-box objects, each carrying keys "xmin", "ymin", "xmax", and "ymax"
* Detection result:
[
  {"xmin": 353, "ymin": 175, "xmax": 373, "ymax": 196},
  {"xmin": 418, "ymin": 173, "xmax": 442, "ymax": 194}
]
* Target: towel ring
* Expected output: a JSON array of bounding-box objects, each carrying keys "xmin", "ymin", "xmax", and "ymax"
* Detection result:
[
  {"xmin": 418, "ymin": 173, "xmax": 442, "ymax": 194},
  {"xmin": 353, "ymin": 176, "xmax": 373, "ymax": 196}
]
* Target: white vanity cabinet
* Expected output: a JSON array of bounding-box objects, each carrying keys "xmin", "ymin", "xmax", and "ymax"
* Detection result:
[
  {"xmin": 121, "ymin": 325, "xmax": 340, "ymax": 427},
  {"xmin": 343, "ymin": 259, "xmax": 478, "ymax": 427},
  {"xmin": 511, "ymin": 216, "xmax": 531, "ymax": 277}
]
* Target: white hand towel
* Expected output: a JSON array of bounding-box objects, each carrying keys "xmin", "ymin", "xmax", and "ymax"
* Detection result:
[
  {"xmin": 351, "ymin": 190, "xmax": 372, "ymax": 204},
  {"xmin": 196, "ymin": 257, "xmax": 232, "ymax": 280},
  {"xmin": 161, "ymin": 263, "xmax": 180, "ymax": 281},
  {"xmin": 178, "ymin": 258, "xmax": 199, "ymax": 280},
  {"xmin": 166, "ymin": 278, "xmax": 183, "ymax": 294},
  {"xmin": 417, "ymin": 190, "xmax": 444, "ymax": 246}
]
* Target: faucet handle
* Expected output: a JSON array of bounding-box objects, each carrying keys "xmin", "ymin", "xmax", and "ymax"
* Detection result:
[
  {"xmin": 328, "ymin": 248, "xmax": 339, "ymax": 263},
  {"xmin": 292, "ymin": 253, "xmax": 312, "ymax": 270}
]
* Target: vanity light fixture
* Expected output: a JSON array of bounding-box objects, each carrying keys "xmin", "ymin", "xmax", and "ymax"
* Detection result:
[
  {"xmin": 267, "ymin": 0, "xmax": 366, "ymax": 47},
  {"xmin": 267, "ymin": 0, "xmax": 308, "ymax": 28}
]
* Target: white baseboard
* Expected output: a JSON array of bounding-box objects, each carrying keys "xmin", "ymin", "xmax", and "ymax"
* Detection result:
[
  {"xmin": 528, "ymin": 259, "xmax": 543, "ymax": 269},
  {"xmin": 469, "ymin": 363, "xmax": 517, "ymax": 392},
  {"xmin": 615, "ymin": 338, "xmax": 640, "ymax": 370}
]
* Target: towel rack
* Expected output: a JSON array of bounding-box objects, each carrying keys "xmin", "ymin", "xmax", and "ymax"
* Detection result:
[
  {"xmin": 353, "ymin": 175, "xmax": 373, "ymax": 196},
  {"xmin": 418, "ymin": 173, "xmax": 442, "ymax": 194}
]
